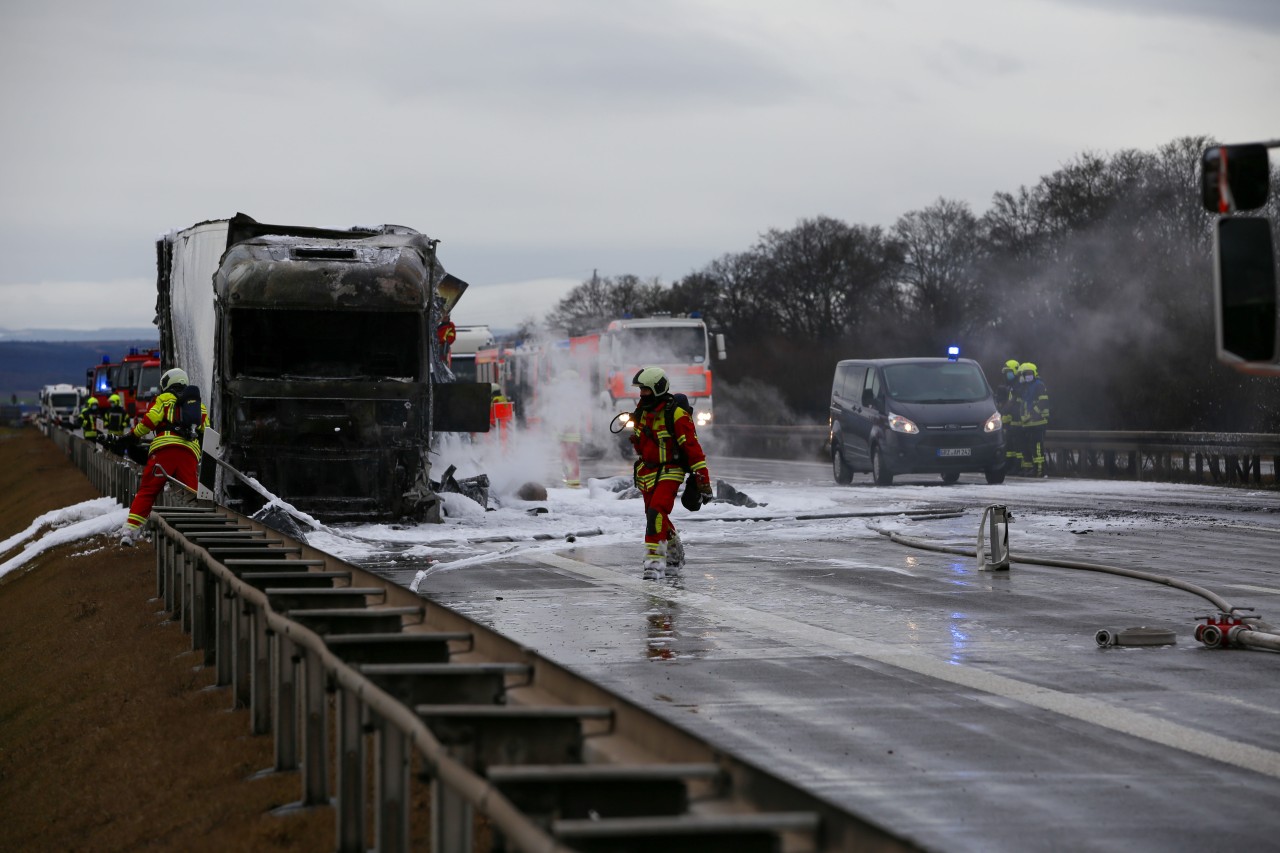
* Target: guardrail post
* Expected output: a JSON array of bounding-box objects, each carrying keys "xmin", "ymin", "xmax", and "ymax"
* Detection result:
[
  {"xmin": 154, "ymin": 539, "xmax": 166, "ymax": 606},
  {"xmin": 273, "ymin": 634, "xmax": 299, "ymax": 771},
  {"xmin": 164, "ymin": 538, "xmax": 178, "ymax": 613},
  {"xmin": 156, "ymin": 535, "xmax": 167, "ymax": 602},
  {"xmin": 216, "ymin": 585, "xmax": 233, "ymax": 686},
  {"xmin": 191, "ymin": 558, "xmax": 207, "ymax": 653},
  {"xmin": 336, "ymin": 688, "xmax": 366, "ymax": 852},
  {"xmin": 251, "ymin": 607, "xmax": 272, "ymax": 735},
  {"xmin": 301, "ymin": 649, "xmax": 330, "ymax": 805},
  {"xmin": 432, "ymin": 750, "xmax": 474, "ymax": 853},
  {"xmin": 375, "ymin": 718, "xmax": 410, "ymax": 853},
  {"xmin": 179, "ymin": 540, "xmax": 190, "ymax": 627},
  {"xmin": 234, "ymin": 597, "xmax": 252, "ymax": 709}
]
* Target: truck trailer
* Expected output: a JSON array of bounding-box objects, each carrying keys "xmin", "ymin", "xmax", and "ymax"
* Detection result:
[{"xmin": 155, "ymin": 213, "xmax": 487, "ymax": 521}]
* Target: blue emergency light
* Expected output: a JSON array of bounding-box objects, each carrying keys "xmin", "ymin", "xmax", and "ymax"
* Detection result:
[{"xmin": 947, "ymin": 345, "xmax": 960, "ymax": 361}]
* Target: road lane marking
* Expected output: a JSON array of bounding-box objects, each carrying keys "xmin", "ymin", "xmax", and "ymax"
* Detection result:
[
  {"xmin": 532, "ymin": 550, "xmax": 1280, "ymax": 779},
  {"xmin": 1222, "ymin": 583, "xmax": 1280, "ymax": 595}
]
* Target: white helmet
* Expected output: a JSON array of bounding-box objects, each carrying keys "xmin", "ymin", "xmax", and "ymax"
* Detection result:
[
  {"xmin": 160, "ymin": 368, "xmax": 189, "ymax": 393},
  {"xmin": 632, "ymin": 367, "xmax": 669, "ymax": 396}
]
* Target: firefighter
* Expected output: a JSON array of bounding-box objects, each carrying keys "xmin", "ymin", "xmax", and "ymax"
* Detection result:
[
  {"xmin": 80, "ymin": 398, "xmax": 100, "ymax": 442},
  {"xmin": 995, "ymin": 359, "xmax": 1023, "ymax": 473},
  {"xmin": 103, "ymin": 393, "xmax": 129, "ymax": 453},
  {"xmin": 489, "ymin": 384, "xmax": 514, "ymax": 449},
  {"xmin": 119, "ymin": 368, "xmax": 208, "ymax": 546},
  {"xmin": 436, "ymin": 312, "xmax": 457, "ymax": 355},
  {"xmin": 628, "ymin": 367, "xmax": 713, "ymax": 580},
  {"xmin": 1018, "ymin": 362, "xmax": 1050, "ymax": 478},
  {"xmin": 548, "ymin": 370, "xmax": 585, "ymax": 488}
]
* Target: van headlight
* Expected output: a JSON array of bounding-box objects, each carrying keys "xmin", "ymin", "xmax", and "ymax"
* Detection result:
[
  {"xmin": 696, "ymin": 410, "xmax": 712, "ymax": 426},
  {"xmin": 887, "ymin": 412, "xmax": 919, "ymax": 434},
  {"xmin": 984, "ymin": 412, "xmax": 1002, "ymax": 432}
]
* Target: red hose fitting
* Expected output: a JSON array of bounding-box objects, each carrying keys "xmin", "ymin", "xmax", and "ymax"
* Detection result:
[{"xmin": 1195, "ymin": 614, "xmax": 1249, "ymax": 649}]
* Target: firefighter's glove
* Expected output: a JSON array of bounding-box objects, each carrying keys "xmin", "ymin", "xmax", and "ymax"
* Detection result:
[{"xmin": 696, "ymin": 471, "xmax": 714, "ymax": 502}]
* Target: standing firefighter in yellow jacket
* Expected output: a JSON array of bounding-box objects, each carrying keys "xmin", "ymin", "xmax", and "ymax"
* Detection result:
[
  {"xmin": 119, "ymin": 368, "xmax": 208, "ymax": 546},
  {"xmin": 628, "ymin": 367, "xmax": 713, "ymax": 580}
]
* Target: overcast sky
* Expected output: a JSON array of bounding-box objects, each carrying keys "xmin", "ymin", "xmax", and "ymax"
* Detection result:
[{"xmin": 1, "ymin": 0, "xmax": 1276, "ymax": 333}]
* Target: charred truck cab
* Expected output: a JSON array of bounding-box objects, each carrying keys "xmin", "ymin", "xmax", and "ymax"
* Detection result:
[{"xmin": 157, "ymin": 213, "xmax": 484, "ymax": 522}]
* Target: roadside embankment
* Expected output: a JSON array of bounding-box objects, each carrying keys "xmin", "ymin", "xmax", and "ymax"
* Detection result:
[{"xmin": 0, "ymin": 426, "xmax": 328, "ymax": 851}]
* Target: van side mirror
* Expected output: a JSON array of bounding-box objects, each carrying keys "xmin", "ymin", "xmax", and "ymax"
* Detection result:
[
  {"xmin": 861, "ymin": 387, "xmax": 875, "ymax": 408},
  {"xmin": 1215, "ymin": 217, "xmax": 1279, "ymax": 373},
  {"xmin": 714, "ymin": 333, "xmax": 727, "ymax": 361},
  {"xmin": 1202, "ymin": 145, "xmax": 1271, "ymax": 213}
]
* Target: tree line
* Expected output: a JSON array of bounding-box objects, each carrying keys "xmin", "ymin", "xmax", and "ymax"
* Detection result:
[{"xmin": 542, "ymin": 136, "xmax": 1280, "ymax": 431}]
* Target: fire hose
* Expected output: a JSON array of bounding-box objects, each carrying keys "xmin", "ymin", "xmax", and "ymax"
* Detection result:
[{"xmin": 870, "ymin": 504, "xmax": 1280, "ymax": 653}]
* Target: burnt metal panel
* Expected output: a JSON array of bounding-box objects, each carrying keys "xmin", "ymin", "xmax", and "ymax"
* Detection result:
[{"xmin": 433, "ymin": 382, "xmax": 492, "ymax": 433}]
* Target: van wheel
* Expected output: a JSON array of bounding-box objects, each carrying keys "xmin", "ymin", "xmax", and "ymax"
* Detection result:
[
  {"xmin": 832, "ymin": 448, "xmax": 853, "ymax": 485},
  {"xmin": 985, "ymin": 465, "xmax": 1006, "ymax": 484},
  {"xmin": 871, "ymin": 446, "xmax": 894, "ymax": 485},
  {"xmin": 940, "ymin": 471, "xmax": 960, "ymax": 485}
]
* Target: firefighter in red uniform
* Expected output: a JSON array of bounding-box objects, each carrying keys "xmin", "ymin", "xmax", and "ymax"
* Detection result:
[
  {"xmin": 436, "ymin": 314, "xmax": 457, "ymax": 355},
  {"xmin": 629, "ymin": 367, "xmax": 713, "ymax": 580},
  {"xmin": 119, "ymin": 368, "xmax": 208, "ymax": 546}
]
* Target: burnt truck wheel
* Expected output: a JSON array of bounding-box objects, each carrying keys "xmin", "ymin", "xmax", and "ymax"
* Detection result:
[
  {"xmin": 940, "ymin": 471, "xmax": 960, "ymax": 485},
  {"xmin": 985, "ymin": 464, "xmax": 1007, "ymax": 485},
  {"xmin": 832, "ymin": 447, "xmax": 854, "ymax": 485},
  {"xmin": 871, "ymin": 445, "xmax": 894, "ymax": 486}
]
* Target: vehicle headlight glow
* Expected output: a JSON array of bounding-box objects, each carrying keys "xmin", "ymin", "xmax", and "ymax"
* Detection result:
[
  {"xmin": 887, "ymin": 412, "xmax": 919, "ymax": 434},
  {"xmin": 696, "ymin": 410, "xmax": 711, "ymax": 426},
  {"xmin": 984, "ymin": 412, "xmax": 1002, "ymax": 432}
]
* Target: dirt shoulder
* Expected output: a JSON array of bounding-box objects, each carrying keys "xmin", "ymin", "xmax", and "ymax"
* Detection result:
[{"xmin": 0, "ymin": 427, "xmax": 330, "ymax": 852}]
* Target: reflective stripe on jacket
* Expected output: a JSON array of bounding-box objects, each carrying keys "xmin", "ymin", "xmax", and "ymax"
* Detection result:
[
  {"xmin": 630, "ymin": 396, "xmax": 708, "ymax": 475},
  {"xmin": 132, "ymin": 392, "xmax": 208, "ymax": 456}
]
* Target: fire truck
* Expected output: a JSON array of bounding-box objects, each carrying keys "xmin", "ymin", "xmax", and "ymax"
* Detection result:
[
  {"xmin": 119, "ymin": 347, "xmax": 161, "ymax": 416},
  {"xmin": 595, "ymin": 315, "xmax": 724, "ymax": 428},
  {"xmin": 85, "ymin": 347, "xmax": 161, "ymax": 418},
  {"xmin": 480, "ymin": 314, "xmax": 725, "ymax": 446},
  {"xmin": 86, "ymin": 355, "xmax": 123, "ymax": 408}
]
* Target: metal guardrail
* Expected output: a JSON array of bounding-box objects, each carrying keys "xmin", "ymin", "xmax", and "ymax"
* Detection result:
[
  {"xmin": 46, "ymin": 423, "xmax": 920, "ymax": 853},
  {"xmin": 714, "ymin": 425, "xmax": 1280, "ymax": 485}
]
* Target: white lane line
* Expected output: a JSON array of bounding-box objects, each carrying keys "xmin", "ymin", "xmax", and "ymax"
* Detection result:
[
  {"xmin": 532, "ymin": 550, "xmax": 1280, "ymax": 779},
  {"xmin": 1222, "ymin": 583, "xmax": 1280, "ymax": 595},
  {"xmin": 1221, "ymin": 524, "xmax": 1280, "ymax": 535}
]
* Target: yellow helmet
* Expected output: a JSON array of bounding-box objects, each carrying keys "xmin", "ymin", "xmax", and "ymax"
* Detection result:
[
  {"xmin": 1004, "ymin": 359, "xmax": 1020, "ymax": 371},
  {"xmin": 1018, "ymin": 362, "xmax": 1038, "ymax": 378},
  {"xmin": 87, "ymin": 398, "xmax": 99, "ymax": 408},
  {"xmin": 109, "ymin": 393, "xmax": 121, "ymax": 406}
]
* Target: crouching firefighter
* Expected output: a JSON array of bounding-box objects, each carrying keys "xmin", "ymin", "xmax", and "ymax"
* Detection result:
[
  {"xmin": 628, "ymin": 367, "xmax": 713, "ymax": 580},
  {"xmin": 119, "ymin": 368, "xmax": 208, "ymax": 546}
]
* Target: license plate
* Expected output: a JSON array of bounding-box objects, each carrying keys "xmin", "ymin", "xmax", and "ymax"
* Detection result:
[{"xmin": 937, "ymin": 448, "xmax": 971, "ymax": 457}]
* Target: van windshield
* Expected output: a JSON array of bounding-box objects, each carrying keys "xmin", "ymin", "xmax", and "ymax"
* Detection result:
[{"xmin": 883, "ymin": 362, "xmax": 990, "ymax": 403}]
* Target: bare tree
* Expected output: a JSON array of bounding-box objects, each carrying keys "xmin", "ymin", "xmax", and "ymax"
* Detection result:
[{"xmin": 893, "ymin": 198, "xmax": 983, "ymax": 339}]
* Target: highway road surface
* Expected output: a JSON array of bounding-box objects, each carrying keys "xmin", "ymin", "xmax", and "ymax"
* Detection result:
[{"xmin": 345, "ymin": 455, "xmax": 1280, "ymax": 853}]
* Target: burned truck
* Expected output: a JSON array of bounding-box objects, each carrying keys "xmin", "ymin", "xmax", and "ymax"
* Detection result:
[{"xmin": 155, "ymin": 213, "xmax": 487, "ymax": 521}]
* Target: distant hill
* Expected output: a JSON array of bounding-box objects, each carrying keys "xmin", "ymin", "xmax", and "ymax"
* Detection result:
[
  {"xmin": 0, "ymin": 339, "xmax": 159, "ymax": 403},
  {"xmin": 0, "ymin": 327, "xmax": 158, "ymax": 342}
]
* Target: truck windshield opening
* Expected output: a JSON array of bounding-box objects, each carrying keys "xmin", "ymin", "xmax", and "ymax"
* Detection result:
[{"xmin": 229, "ymin": 309, "xmax": 421, "ymax": 380}]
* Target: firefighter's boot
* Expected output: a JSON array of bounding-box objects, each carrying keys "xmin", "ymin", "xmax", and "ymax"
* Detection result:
[
  {"xmin": 665, "ymin": 530, "xmax": 685, "ymax": 575},
  {"xmin": 642, "ymin": 543, "xmax": 664, "ymax": 580}
]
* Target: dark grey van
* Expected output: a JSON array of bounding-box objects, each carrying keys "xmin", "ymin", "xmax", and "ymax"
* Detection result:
[{"xmin": 829, "ymin": 358, "xmax": 1006, "ymax": 485}]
